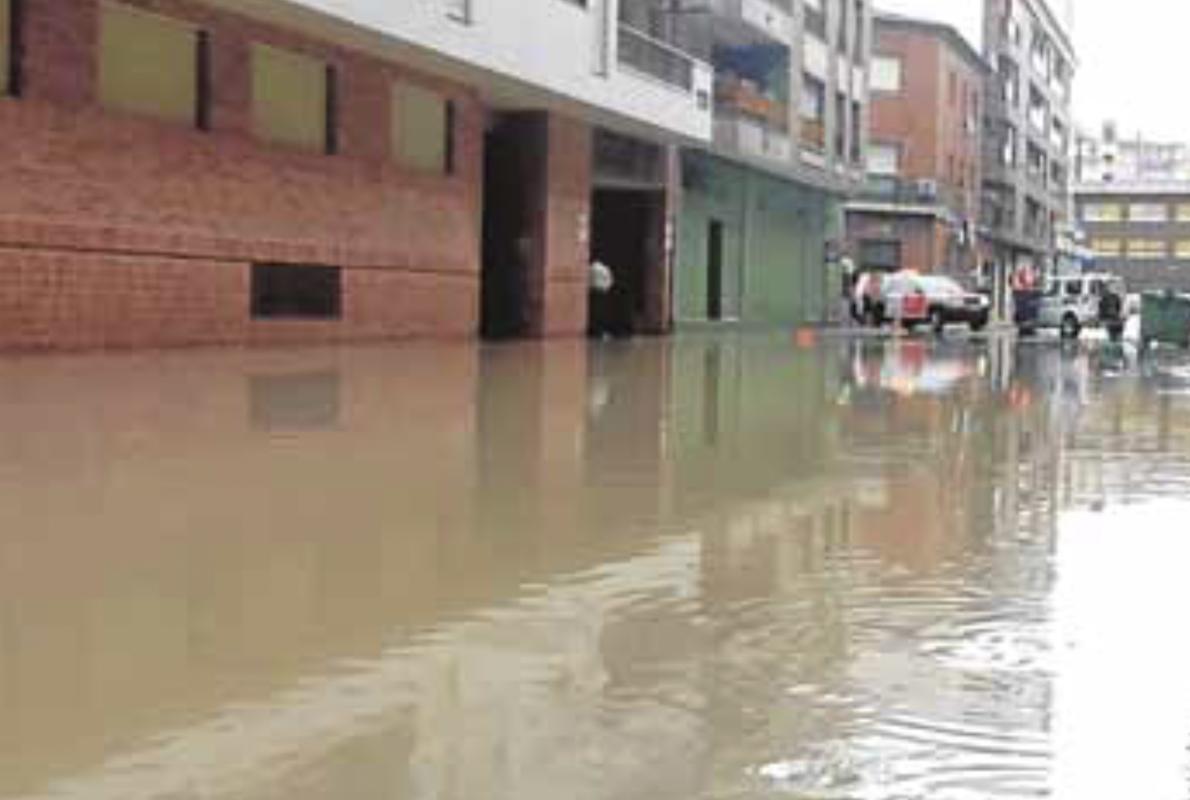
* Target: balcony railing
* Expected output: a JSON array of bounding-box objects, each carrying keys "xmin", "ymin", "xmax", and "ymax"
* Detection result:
[
  {"xmin": 855, "ymin": 176, "xmax": 961, "ymax": 209},
  {"xmin": 715, "ymin": 112, "xmax": 792, "ymax": 163},
  {"xmin": 617, "ymin": 24, "xmax": 695, "ymax": 92},
  {"xmin": 716, "ymin": 78, "xmax": 788, "ymax": 129}
]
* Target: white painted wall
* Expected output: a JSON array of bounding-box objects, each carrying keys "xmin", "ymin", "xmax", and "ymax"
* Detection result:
[{"xmin": 229, "ymin": 0, "xmax": 713, "ymax": 142}]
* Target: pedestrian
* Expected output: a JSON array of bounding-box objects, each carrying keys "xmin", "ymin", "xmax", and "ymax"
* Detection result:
[{"xmin": 589, "ymin": 259, "xmax": 615, "ymax": 338}]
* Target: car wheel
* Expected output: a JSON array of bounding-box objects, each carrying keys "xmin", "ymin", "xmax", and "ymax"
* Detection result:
[
  {"xmin": 930, "ymin": 308, "xmax": 946, "ymax": 335},
  {"xmin": 1060, "ymin": 314, "xmax": 1081, "ymax": 340}
]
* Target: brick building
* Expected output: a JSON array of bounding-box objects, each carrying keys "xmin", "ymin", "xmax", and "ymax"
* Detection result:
[
  {"xmin": 1075, "ymin": 184, "xmax": 1190, "ymax": 293},
  {"xmin": 0, "ymin": 0, "xmax": 711, "ymax": 350},
  {"xmin": 845, "ymin": 13, "xmax": 987, "ymax": 279}
]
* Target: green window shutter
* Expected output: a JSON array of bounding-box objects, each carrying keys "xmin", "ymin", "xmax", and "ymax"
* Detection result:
[
  {"xmin": 1, "ymin": 0, "xmax": 10, "ymax": 96},
  {"xmin": 394, "ymin": 82, "xmax": 447, "ymax": 172},
  {"xmin": 252, "ymin": 43, "xmax": 327, "ymax": 152},
  {"xmin": 98, "ymin": 1, "xmax": 197, "ymax": 124}
]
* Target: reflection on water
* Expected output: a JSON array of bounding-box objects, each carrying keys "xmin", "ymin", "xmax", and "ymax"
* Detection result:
[{"xmin": 1, "ymin": 336, "xmax": 1190, "ymax": 799}]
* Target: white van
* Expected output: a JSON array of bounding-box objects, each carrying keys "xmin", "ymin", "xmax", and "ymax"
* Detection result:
[{"xmin": 1038, "ymin": 274, "xmax": 1128, "ymax": 340}]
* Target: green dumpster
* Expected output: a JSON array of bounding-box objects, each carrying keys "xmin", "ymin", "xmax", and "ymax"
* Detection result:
[{"xmin": 1141, "ymin": 291, "xmax": 1190, "ymax": 349}]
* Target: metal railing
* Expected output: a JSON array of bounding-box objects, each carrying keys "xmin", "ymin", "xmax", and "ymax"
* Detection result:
[
  {"xmin": 854, "ymin": 176, "xmax": 960, "ymax": 209},
  {"xmin": 617, "ymin": 24, "xmax": 695, "ymax": 92}
]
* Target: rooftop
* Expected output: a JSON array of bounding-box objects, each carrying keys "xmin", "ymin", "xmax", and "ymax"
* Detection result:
[{"xmin": 874, "ymin": 12, "xmax": 990, "ymax": 74}]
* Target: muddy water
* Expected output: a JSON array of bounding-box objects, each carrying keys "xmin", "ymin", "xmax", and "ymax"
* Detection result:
[{"xmin": 1, "ymin": 335, "xmax": 1190, "ymax": 799}]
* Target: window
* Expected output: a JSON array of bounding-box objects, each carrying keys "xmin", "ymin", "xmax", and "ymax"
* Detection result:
[
  {"xmin": 948, "ymin": 71, "xmax": 957, "ymax": 107},
  {"xmin": 251, "ymin": 264, "xmax": 342, "ymax": 319},
  {"xmin": 1091, "ymin": 238, "xmax": 1122, "ymax": 257},
  {"xmin": 804, "ymin": 0, "xmax": 825, "ymax": 39},
  {"xmin": 1081, "ymin": 203, "xmax": 1122, "ymax": 223},
  {"xmin": 1129, "ymin": 202, "xmax": 1168, "ymax": 223},
  {"xmin": 252, "ymin": 43, "xmax": 330, "ymax": 152},
  {"xmin": 1175, "ymin": 240, "xmax": 1190, "ymax": 259},
  {"xmin": 1, "ymin": 0, "xmax": 13, "ymax": 96},
  {"xmin": 859, "ymin": 239, "xmax": 902, "ymax": 271},
  {"xmin": 394, "ymin": 82, "xmax": 452, "ymax": 173},
  {"xmin": 870, "ymin": 55, "xmax": 901, "ymax": 93},
  {"xmin": 867, "ymin": 142, "xmax": 899, "ymax": 175},
  {"xmin": 98, "ymin": 2, "xmax": 200, "ymax": 125},
  {"xmin": 1127, "ymin": 239, "xmax": 1167, "ymax": 260},
  {"xmin": 800, "ymin": 73, "xmax": 825, "ymax": 150},
  {"xmin": 1177, "ymin": 204, "xmax": 1190, "ymax": 222}
]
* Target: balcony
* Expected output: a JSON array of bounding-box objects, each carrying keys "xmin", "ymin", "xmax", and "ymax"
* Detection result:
[
  {"xmin": 715, "ymin": 111, "xmax": 792, "ymax": 165},
  {"xmin": 259, "ymin": 0, "xmax": 713, "ymax": 142},
  {"xmin": 853, "ymin": 176, "xmax": 961, "ymax": 212},
  {"xmin": 710, "ymin": 0, "xmax": 795, "ymax": 42},
  {"xmin": 617, "ymin": 25, "xmax": 697, "ymax": 91}
]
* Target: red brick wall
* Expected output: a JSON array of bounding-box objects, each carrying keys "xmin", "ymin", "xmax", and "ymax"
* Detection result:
[
  {"xmin": 870, "ymin": 29, "xmax": 940, "ymax": 181},
  {"xmin": 0, "ymin": 0, "xmax": 485, "ymax": 350},
  {"xmin": 540, "ymin": 114, "xmax": 592, "ymax": 338}
]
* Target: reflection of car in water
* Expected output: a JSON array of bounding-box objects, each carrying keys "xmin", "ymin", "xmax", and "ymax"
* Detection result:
[
  {"xmin": 1038, "ymin": 274, "xmax": 1129, "ymax": 340},
  {"xmin": 848, "ymin": 340, "xmax": 979, "ymax": 397}
]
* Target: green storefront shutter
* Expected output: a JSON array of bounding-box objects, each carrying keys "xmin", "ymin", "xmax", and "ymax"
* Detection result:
[
  {"xmin": 252, "ymin": 43, "xmax": 327, "ymax": 152},
  {"xmin": 394, "ymin": 82, "xmax": 447, "ymax": 173},
  {"xmin": 99, "ymin": 2, "xmax": 197, "ymax": 124}
]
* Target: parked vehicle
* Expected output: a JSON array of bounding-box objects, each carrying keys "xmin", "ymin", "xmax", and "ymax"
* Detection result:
[
  {"xmin": 1037, "ymin": 274, "xmax": 1129, "ymax": 340},
  {"xmin": 915, "ymin": 275, "xmax": 991, "ymax": 333},
  {"xmin": 876, "ymin": 273, "xmax": 989, "ymax": 333},
  {"xmin": 876, "ymin": 272, "xmax": 930, "ymax": 328}
]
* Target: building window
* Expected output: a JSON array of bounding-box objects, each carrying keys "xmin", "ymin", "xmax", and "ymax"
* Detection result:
[
  {"xmin": 859, "ymin": 239, "xmax": 902, "ymax": 271},
  {"xmin": 251, "ymin": 264, "xmax": 342, "ymax": 319},
  {"xmin": 867, "ymin": 142, "xmax": 899, "ymax": 176},
  {"xmin": 393, "ymin": 82, "xmax": 452, "ymax": 173},
  {"xmin": 804, "ymin": 0, "xmax": 826, "ymax": 39},
  {"xmin": 252, "ymin": 43, "xmax": 331, "ymax": 152},
  {"xmin": 1175, "ymin": 240, "xmax": 1190, "ymax": 259},
  {"xmin": 1127, "ymin": 239, "xmax": 1167, "ymax": 260},
  {"xmin": 870, "ymin": 55, "xmax": 901, "ymax": 93},
  {"xmin": 1082, "ymin": 203, "xmax": 1122, "ymax": 223},
  {"xmin": 1176, "ymin": 204, "xmax": 1190, "ymax": 222},
  {"xmin": 98, "ymin": 2, "xmax": 201, "ymax": 125},
  {"xmin": 1129, "ymin": 202, "xmax": 1168, "ymax": 223},
  {"xmin": 1, "ymin": 0, "xmax": 14, "ymax": 96},
  {"xmin": 1091, "ymin": 238, "xmax": 1122, "ymax": 258},
  {"xmin": 800, "ymin": 73, "xmax": 826, "ymax": 151}
]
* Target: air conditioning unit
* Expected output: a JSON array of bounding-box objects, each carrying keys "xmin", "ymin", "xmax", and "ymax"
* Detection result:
[{"xmin": 915, "ymin": 179, "xmax": 939, "ymax": 201}]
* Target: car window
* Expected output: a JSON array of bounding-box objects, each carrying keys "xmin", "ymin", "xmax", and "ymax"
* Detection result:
[
  {"xmin": 1045, "ymin": 280, "xmax": 1062, "ymax": 297},
  {"xmin": 1065, "ymin": 281, "xmax": 1082, "ymax": 298},
  {"xmin": 1091, "ymin": 280, "xmax": 1106, "ymax": 296}
]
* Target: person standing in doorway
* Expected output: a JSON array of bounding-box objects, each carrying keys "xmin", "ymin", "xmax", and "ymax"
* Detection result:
[{"xmin": 589, "ymin": 260, "xmax": 615, "ymax": 338}]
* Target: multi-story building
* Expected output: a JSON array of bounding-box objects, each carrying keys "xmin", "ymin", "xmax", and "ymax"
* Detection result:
[
  {"xmin": 667, "ymin": 0, "xmax": 872, "ymax": 327},
  {"xmin": 1074, "ymin": 184, "xmax": 1190, "ymax": 292},
  {"xmin": 1075, "ymin": 122, "xmax": 1190, "ymax": 185},
  {"xmin": 981, "ymin": 0, "xmax": 1075, "ymax": 304},
  {"xmin": 845, "ymin": 13, "xmax": 987, "ymax": 279},
  {"xmin": 0, "ymin": 0, "xmax": 712, "ymax": 350}
]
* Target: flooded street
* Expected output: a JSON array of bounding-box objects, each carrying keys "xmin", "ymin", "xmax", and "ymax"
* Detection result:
[{"xmin": 3, "ymin": 334, "xmax": 1190, "ymax": 799}]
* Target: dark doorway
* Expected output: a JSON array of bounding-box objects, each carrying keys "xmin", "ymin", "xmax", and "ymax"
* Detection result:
[
  {"xmin": 589, "ymin": 188, "xmax": 664, "ymax": 337},
  {"xmin": 707, "ymin": 220, "xmax": 724, "ymax": 321},
  {"xmin": 480, "ymin": 113, "xmax": 544, "ymax": 340}
]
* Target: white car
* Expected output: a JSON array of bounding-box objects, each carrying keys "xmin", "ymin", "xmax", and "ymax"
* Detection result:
[{"xmin": 1038, "ymin": 274, "xmax": 1128, "ymax": 340}]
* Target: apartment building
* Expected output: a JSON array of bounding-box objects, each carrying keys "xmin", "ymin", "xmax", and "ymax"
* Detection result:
[
  {"xmin": 1076, "ymin": 122, "xmax": 1190, "ymax": 184},
  {"xmin": 981, "ymin": 0, "xmax": 1075, "ymax": 301},
  {"xmin": 663, "ymin": 0, "xmax": 871, "ymax": 327},
  {"xmin": 1075, "ymin": 186, "xmax": 1190, "ymax": 293},
  {"xmin": 845, "ymin": 14, "xmax": 987, "ymax": 279},
  {"xmin": 0, "ymin": 0, "xmax": 711, "ymax": 350}
]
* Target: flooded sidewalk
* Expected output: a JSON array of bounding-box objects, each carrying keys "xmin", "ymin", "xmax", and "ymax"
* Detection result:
[{"xmin": 2, "ymin": 335, "xmax": 1190, "ymax": 799}]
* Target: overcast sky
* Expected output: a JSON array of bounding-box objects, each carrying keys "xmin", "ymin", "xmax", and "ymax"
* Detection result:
[{"xmin": 873, "ymin": 0, "xmax": 1190, "ymax": 142}]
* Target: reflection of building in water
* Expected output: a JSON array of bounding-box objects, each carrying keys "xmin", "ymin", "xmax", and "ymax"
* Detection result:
[{"xmin": 4, "ymin": 338, "xmax": 1182, "ymax": 799}]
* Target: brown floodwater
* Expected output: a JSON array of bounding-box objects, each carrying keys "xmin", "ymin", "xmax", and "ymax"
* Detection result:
[{"xmin": 2, "ymin": 334, "xmax": 1190, "ymax": 799}]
